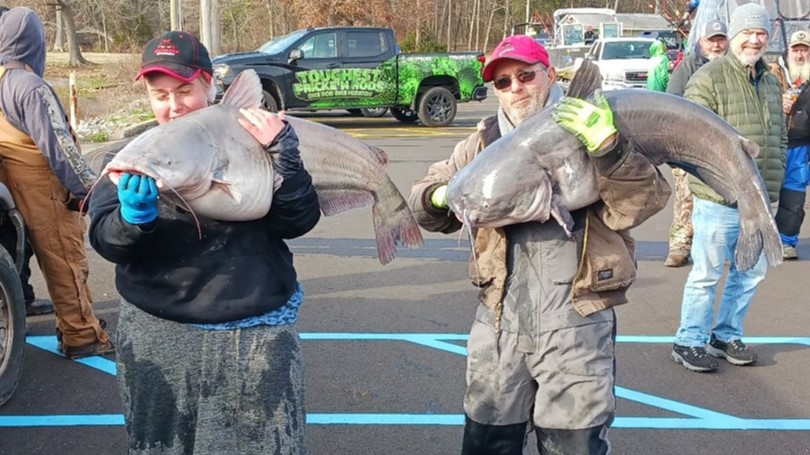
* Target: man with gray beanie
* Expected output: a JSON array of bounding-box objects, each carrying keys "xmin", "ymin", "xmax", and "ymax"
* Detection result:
[{"xmin": 671, "ymin": 2, "xmax": 786, "ymax": 373}]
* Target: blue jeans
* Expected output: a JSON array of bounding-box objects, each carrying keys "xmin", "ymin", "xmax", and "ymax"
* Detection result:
[{"xmin": 674, "ymin": 198, "xmax": 768, "ymax": 347}]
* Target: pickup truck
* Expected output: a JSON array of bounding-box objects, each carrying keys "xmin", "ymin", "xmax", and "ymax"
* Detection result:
[
  {"xmin": 212, "ymin": 26, "xmax": 488, "ymax": 127},
  {"xmin": 579, "ymin": 37, "xmax": 656, "ymax": 90}
]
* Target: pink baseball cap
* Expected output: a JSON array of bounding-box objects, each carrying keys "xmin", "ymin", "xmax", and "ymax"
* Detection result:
[{"xmin": 482, "ymin": 35, "xmax": 551, "ymax": 82}]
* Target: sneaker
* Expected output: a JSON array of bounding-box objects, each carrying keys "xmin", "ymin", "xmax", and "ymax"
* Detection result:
[
  {"xmin": 25, "ymin": 298, "xmax": 55, "ymax": 317},
  {"xmin": 671, "ymin": 344, "xmax": 719, "ymax": 372},
  {"xmin": 664, "ymin": 252, "xmax": 689, "ymax": 267},
  {"xmin": 782, "ymin": 244, "xmax": 798, "ymax": 260},
  {"xmin": 62, "ymin": 339, "xmax": 115, "ymax": 360},
  {"xmin": 707, "ymin": 335, "xmax": 757, "ymax": 366}
]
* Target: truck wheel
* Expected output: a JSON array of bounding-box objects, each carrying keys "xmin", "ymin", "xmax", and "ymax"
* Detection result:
[
  {"xmin": 418, "ymin": 87, "xmax": 456, "ymax": 127},
  {"xmin": 0, "ymin": 244, "xmax": 25, "ymax": 407},
  {"xmin": 390, "ymin": 107, "xmax": 418, "ymax": 123},
  {"xmin": 262, "ymin": 90, "xmax": 279, "ymax": 112},
  {"xmin": 361, "ymin": 108, "xmax": 388, "ymax": 118}
]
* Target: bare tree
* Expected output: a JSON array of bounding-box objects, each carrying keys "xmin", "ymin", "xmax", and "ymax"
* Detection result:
[
  {"xmin": 55, "ymin": 0, "xmax": 90, "ymax": 66},
  {"xmin": 52, "ymin": 4, "xmax": 64, "ymax": 52}
]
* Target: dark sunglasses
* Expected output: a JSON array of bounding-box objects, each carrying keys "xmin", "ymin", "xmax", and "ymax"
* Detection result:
[{"xmin": 493, "ymin": 69, "xmax": 539, "ymax": 90}]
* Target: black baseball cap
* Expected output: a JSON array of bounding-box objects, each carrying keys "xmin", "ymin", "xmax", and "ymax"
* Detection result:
[{"xmin": 136, "ymin": 31, "xmax": 213, "ymax": 83}]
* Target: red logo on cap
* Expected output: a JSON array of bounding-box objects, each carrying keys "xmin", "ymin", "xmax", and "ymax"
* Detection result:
[
  {"xmin": 496, "ymin": 42, "xmax": 515, "ymax": 57},
  {"xmin": 154, "ymin": 39, "xmax": 180, "ymax": 57}
]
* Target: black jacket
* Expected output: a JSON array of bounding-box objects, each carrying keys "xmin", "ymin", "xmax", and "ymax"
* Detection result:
[
  {"xmin": 88, "ymin": 128, "xmax": 321, "ymax": 324},
  {"xmin": 789, "ymin": 82, "xmax": 810, "ymax": 148},
  {"xmin": 666, "ymin": 46, "xmax": 709, "ymax": 97}
]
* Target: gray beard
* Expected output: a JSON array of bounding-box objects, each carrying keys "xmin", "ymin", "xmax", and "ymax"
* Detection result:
[
  {"xmin": 736, "ymin": 49, "xmax": 764, "ymax": 67},
  {"xmin": 789, "ymin": 62, "xmax": 810, "ymax": 84},
  {"xmin": 705, "ymin": 50, "xmax": 724, "ymax": 61}
]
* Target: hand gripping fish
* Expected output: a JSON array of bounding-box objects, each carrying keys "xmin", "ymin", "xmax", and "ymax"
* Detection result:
[
  {"xmin": 445, "ymin": 59, "xmax": 781, "ymax": 271},
  {"xmin": 96, "ymin": 69, "xmax": 423, "ymax": 265}
]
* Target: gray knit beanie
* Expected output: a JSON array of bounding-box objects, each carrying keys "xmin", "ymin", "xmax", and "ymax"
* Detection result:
[{"xmin": 728, "ymin": 3, "xmax": 771, "ymax": 39}]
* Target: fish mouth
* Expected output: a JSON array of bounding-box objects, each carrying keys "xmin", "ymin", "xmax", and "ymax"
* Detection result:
[
  {"xmin": 452, "ymin": 190, "xmax": 550, "ymax": 228},
  {"xmin": 105, "ymin": 166, "xmax": 165, "ymax": 189}
]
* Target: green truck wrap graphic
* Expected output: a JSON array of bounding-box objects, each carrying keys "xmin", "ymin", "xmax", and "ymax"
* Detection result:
[
  {"xmin": 293, "ymin": 68, "xmax": 389, "ymax": 101},
  {"xmin": 212, "ymin": 26, "xmax": 487, "ymax": 127}
]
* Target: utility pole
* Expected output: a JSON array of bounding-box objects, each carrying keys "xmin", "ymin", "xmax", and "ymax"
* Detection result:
[
  {"xmin": 211, "ymin": 0, "xmax": 221, "ymax": 55},
  {"xmin": 170, "ymin": 0, "xmax": 182, "ymax": 31},
  {"xmin": 200, "ymin": 0, "xmax": 222, "ymax": 56},
  {"xmin": 525, "ymin": 0, "xmax": 530, "ymax": 24}
]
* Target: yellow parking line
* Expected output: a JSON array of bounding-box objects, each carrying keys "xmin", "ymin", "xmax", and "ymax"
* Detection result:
[{"xmin": 342, "ymin": 127, "xmax": 476, "ymax": 138}]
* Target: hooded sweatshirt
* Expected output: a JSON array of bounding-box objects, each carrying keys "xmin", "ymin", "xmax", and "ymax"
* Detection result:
[
  {"xmin": 646, "ymin": 40, "xmax": 669, "ymax": 92},
  {"xmin": 0, "ymin": 7, "xmax": 96, "ymax": 199}
]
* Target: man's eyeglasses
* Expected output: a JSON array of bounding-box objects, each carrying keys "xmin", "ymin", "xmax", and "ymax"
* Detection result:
[{"xmin": 493, "ymin": 69, "xmax": 539, "ymax": 90}]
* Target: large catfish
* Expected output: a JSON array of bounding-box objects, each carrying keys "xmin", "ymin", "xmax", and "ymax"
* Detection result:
[
  {"xmin": 98, "ymin": 69, "xmax": 422, "ymax": 265},
  {"xmin": 445, "ymin": 59, "xmax": 781, "ymax": 271}
]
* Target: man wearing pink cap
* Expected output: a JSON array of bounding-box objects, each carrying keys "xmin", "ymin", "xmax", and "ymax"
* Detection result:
[{"xmin": 409, "ymin": 35, "xmax": 669, "ymax": 454}]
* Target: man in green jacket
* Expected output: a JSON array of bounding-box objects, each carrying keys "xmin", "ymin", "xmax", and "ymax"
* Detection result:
[
  {"xmin": 646, "ymin": 39, "xmax": 670, "ymax": 92},
  {"xmin": 671, "ymin": 3, "xmax": 787, "ymax": 373}
]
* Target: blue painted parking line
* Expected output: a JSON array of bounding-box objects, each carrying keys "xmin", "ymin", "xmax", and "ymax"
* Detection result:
[
  {"xmin": 3, "ymin": 413, "xmax": 810, "ymax": 430},
  {"xmin": 3, "ymin": 334, "xmax": 809, "ymax": 430}
]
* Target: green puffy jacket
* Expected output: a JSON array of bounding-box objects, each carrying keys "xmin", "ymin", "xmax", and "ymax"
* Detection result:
[
  {"xmin": 646, "ymin": 40, "xmax": 669, "ymax": 92},
  {"xmin": 684, "ymin": 53, "xmax": 787, "ymax": 204}
]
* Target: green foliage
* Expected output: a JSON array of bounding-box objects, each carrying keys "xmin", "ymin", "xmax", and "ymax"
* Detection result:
[
  {"xmin": 399, "ymin": 31, "xmax": 447, "ymax": 53},
  {"xmin": 89, "ymin": 131, "xmax": 109, "ymax": 143}
]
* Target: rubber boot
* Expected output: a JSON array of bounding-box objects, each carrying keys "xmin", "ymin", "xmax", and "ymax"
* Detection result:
[{"xmin": 461, "ymin": 415, "xmax": 527, "ymax": 455}]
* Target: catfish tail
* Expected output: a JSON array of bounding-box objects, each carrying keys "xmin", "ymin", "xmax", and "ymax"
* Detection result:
[
  {"xmin": 371, "ymin": 180, "xmax": 423, "ymax": 264},
  {"xmin": 735, "ymin": 189, "xmax": 783, "ymax": 270},
  {"xmin": 565, "ymin": 59, "xmax": 603, "ymax": 100}
]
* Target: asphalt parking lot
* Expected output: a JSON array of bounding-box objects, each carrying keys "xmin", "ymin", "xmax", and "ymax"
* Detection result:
[{"xmin": 2, "ymin": 96, "xmax": 810, "ymax": 455}]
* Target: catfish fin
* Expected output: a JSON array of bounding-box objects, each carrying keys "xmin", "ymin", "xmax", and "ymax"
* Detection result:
[
  {"xmin": 212, "ymin": 180, "xmax": 243, "ymax": 204},
  {"xmin": 316, "ymin": 189, "xmax": 375, "ymax": 216},
  {"xmin": 550, "ymin": 194, "xmax": 575, "ymax": 236},
  {"xmin": 220, "ymin": 69, "xmax": 263, "ymax": 110},
  {"xmin": 566, "ymin": 59, "xmax": 603, "ymax": 101},
  {"xmin": 740, "ymin": 136, "xmax": 761, "ymax": 158}
]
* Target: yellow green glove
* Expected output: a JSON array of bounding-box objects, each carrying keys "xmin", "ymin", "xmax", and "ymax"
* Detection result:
[
  {"xmin": 430, "ymin": 184, "xmax": 448, "ymax": 209},
  {"xmin": 552, "ymin": 94, "xmax": 618, "ymax": 155}
]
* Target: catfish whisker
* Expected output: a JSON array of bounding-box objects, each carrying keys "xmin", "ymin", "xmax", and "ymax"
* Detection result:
[
  {"xmin": 155, "ymin": 177, "xmax": 203, "ymax": 240},
  {"xmin": 82, "ymin": 170, "xmax": 203, "ymax": 240}
]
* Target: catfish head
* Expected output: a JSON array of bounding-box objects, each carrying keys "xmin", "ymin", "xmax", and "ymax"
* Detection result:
[
  {"xmin": 444, "ymin": 103, "xmax": 600, "ymax": 232},
  {"xmin": 101, "ymin": 108, "xmax": 226, "ymax": 202}
]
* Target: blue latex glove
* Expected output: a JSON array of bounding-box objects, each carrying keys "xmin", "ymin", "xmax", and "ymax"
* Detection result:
[{"xmin": 117, "ymin": 173, "xmax": 158, "ymax": 225}]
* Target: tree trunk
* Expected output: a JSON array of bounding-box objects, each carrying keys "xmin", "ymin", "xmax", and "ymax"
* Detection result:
[
  {"xmin": 201, "ymin": 0, "xmax": 211, "ymax": 52},
  {"xmin": 446, "ymin": 0, "xmax": 452, "ymax": 51},
  {"xmin": 58, "ymin": 0, "xmax": 90, "ymax": 66},
  {"xmin": 210, "ymin": 0, "xmax": 222, "ymax": 56},
  {"xmin": 170, "ymin": 0, "xmax": 182, "ymax": 31},
  {"xmin": 53, "ymin": 5, "xmax": 64, "ymax": 52}
]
